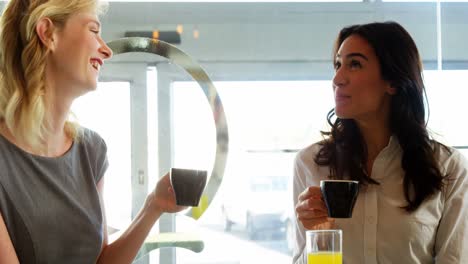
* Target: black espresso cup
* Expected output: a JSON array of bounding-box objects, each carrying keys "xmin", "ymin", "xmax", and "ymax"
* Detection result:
[
  {"xmin": 170, "ymin": 168, "xmax": 207, "ymax": 206},
  {"xmin": 320, "ymin": 180, "xmax": 359, "ymax": 218}
]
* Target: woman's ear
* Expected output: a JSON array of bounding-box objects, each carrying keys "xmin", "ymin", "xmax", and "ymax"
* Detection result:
[
  {"xmin": 35, "ymin": 17, "xmax": 56, "ymax": 50},
  {"xmin": 386, "ymin": 83, "xmax": 397, "ymax": 95}
]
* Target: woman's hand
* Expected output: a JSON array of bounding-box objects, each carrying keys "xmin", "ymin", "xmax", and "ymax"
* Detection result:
[
  {"xmin": 97, "ymin": 173, "xmax": 187, "ymax": 263},
  {"xmin": 146, "ymin": 173, "xmax": 187, "ymax": 215},
  {"xmin": 295, "ymin": 186, "xmax": 335, "ymax": 230}
]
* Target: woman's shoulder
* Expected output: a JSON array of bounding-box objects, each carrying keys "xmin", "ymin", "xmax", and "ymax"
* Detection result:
[
  {"xmin": 296, "ymin": 141, "xmax": 324, "ymax": 162},
  {"xmin": 432, "ymin": 141, "xmax": 468, "ymax": 193},
  {"xmin": 294, "ymin": 141, "xmax": 327, "ymax": 172},
  {"xmin": 77, "ymin": 127, "xmax": 107, "ymax": 152},
  {"xmin": 432, "ymin": 141, "xmax": 465, "ymax": 168},
  {"xmin": 80, "ymin": 127, "xmax": 105, "ymax": 142},
  {"xmin": 293, "ymin": 141, "xmax": 330, "ymax": 184}
]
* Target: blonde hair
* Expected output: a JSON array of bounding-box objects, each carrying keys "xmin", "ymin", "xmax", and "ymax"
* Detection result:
[{"xmin": 0, "ymin": 0, "xmax": 108, "ymax": 150}]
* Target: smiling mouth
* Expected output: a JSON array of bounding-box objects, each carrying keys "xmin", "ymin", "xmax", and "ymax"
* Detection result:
[{"xmin": 91, "ymin": 60, "xmax": 100, "ymax": 71}]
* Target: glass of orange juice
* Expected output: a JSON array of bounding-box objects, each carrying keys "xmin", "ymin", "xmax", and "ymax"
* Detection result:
[{"xmin": 306, "ymin": 230, "xmax": 342, "ymax": 264}]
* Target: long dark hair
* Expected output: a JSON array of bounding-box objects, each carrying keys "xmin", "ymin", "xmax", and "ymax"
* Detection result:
[{"xmin": 315, "ymin": 21, "xmax": 449, "ymax": 212}]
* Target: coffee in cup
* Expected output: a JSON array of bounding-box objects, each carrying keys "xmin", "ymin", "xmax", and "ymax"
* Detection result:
[
  {"xmin": 320, "ymin": 180, "xmax": 359, "ymax": 218},
  {"xmin": 170, "ymin": 168, "xmax": 207, "ymax": 206}
]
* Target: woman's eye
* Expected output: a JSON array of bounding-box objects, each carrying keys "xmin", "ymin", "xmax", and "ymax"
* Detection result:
[
  {"xmin": 334, "ymin": 61, "xmax": 341, "ymax": 70},
  {"xmin": 349, "ymin": 60, "xmax": 362, "ymax": 69},
  {"xmin": 90, "ymin": 29, "xmax": 100, "ymax": 34}
]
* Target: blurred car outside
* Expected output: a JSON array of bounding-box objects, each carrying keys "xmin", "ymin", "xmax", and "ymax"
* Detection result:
[{"xmin": 220, "ymin": 151, "xmax": 296, "ymax": 242}]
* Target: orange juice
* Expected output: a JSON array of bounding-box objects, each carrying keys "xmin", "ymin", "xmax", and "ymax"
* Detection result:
[{"xmin": 307, "ymin": 252, "xmax": 342, "ymax": 264}]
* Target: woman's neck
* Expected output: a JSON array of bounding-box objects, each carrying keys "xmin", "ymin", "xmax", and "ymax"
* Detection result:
[
  {"xmin": 34, "ymin": 85, "xmax": 75, "ymax": 157},
  {"xmin": 355, "ymin": 118, "xmax": 392, "ymax": 176},
  {"xmin": 0, "ymin": 111, "xmax": 73, "ymax": 158},
  {"xmin": 355, "ymin": 112, "xmax": 392, "ymax": 157},
  {"xmin": 362, "ymin": 128, "xmax": 391, "ymax": 160}
]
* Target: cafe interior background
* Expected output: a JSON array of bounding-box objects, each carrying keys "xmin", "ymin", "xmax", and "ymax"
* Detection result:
[{"xmin": 1, "ymin": 0, "xmax": 466, "ymax": 263}]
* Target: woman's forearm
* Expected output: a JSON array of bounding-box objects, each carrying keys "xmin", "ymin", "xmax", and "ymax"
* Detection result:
[{"xmin": 97, "ymin": 195, "xmax": 162, "ymax": 264}]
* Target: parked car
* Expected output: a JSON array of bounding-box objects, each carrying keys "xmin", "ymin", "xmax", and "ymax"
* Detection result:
[
  {"xmin": 218, "ymin": 150, "xmax": 297, "ymax": 241},
  {"xmin": 221, "ymin": 174, "xmax": 290, "ymax": 239}
]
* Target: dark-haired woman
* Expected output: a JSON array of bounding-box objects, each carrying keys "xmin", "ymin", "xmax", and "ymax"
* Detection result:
[{"xmin": 292, "ymin": 21, "xmax": 467, "ymax": 264}]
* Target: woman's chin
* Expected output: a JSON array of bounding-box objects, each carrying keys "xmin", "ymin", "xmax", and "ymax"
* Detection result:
[{"xmin": 334, "ymin": 109, "xmax": 350, "ymax": 119}]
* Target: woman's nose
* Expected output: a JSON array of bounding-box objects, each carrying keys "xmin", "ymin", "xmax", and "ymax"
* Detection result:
[
  {"xmin": 332, "ymin": 68, "xmax": 347, "ymax": 88},
  {"xmin": 99, "ymin": 39, "xmax": 113, "ymax": 59}
]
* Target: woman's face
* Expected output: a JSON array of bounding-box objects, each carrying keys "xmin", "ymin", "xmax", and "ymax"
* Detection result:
[
  {"xmin": 47, "ymin": 11, "xmax": 112, "ymax": 98},
  {"xmin": 332, "ymin": 34, "xmax": 395, "ymax": 123}
]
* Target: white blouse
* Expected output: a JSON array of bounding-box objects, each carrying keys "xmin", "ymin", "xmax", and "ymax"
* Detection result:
[{"xmin": 292, "ymin": 137, "xmax": 468, "ymax": 264}]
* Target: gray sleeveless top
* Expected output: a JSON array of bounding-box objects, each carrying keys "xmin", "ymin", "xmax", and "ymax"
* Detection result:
[{"xmin": 0, "ymin": 128, "xmax": 108, "ymax": 264}]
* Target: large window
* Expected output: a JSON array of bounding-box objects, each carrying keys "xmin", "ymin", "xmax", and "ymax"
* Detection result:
[
  {"xmin": 167, "ymin": 68, "xmax": 468, "ymax": 263},
  {"xmin": 425, "ymin": 70, "xmax": 468, "ymax": 155},
  {"xmin": 72, "ymin": 82, "xmax": 132, "ymax": 231},
  {"xmin": 172, "ymin": 81, "xmax": 333, "ymax": 263},
  {"xmin": 77, "ymin": 1, "xmax": 468, "ymax": 264}
]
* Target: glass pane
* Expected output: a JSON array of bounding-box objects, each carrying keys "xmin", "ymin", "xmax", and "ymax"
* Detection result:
[
  {"xmin": 71, "ymin": 82, "xmax": 132, "ymax": 230},
  {"xmin": 425, "ymin": 70, "xmax": 468, "ymax": 147},
  {"xmin": 173, "ymin": 81, "xmax": 333, "ymax": 263},
  {"xmin": 172, "ymin": 82, "xmax": 216, "ymax": 171},
  {"xmin": 457, "ymin": 148, "xmax": 468, "ymax": 159},
  {"xmin": 91, "ymin": 1, "xmax": 468, "ymax": 263},
  {"xmin": 378, "ymin": 2, "xmax": 438, "ymax": 69},
  {"xmin": 441, "ymin": 2, "xmax": 468, "ymax": 69}
]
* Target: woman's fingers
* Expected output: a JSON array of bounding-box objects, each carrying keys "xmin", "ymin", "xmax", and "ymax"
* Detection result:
[
  {"xmin": 296, "ymin": 186, "xmax": 327, "ymax": 215},
  {"xmin": 297, "ymin": 206, "xmax": 328, "ymax": 218},
  {"xmin": 297, "ymin": 186, "xmax": 323, "ymax": 202},
  {"xmin": 302, "ymin": 218, "xmax": 335, "ymax": 230},
  {"xmin": 295, "ymin": 186, "xmax": 332, "ymax": 229},
  {"xmin": 296, "ymin": 198, "xmax": 327, "ymax": 212}
]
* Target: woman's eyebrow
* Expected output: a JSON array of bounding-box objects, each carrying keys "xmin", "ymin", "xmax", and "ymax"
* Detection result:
[
  {"xmin": 336, "ymin": 52, "xmax": 369, "ymax": 61},
  {"xmin": 346, "ymin": 53, "xmax": 369, "ymax": 61},
  {"xmin": 88, "ymin": 19, "xmax": 101, "ymax": 28}
]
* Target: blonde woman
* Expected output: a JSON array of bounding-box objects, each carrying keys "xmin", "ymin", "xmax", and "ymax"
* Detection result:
[{"xmin": 0, "ymin": 0, "xmax": 185, "ymax": 263}]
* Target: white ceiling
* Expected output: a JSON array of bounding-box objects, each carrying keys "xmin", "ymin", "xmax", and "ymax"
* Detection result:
[
  {"xmin": 102, "ymin": 2, "xmax": 431, "ymax": 25},
  {"xmin": 1, "ymin": 2, "xmax": 466, "ymax": 27},
  {"xmin": 0, "ymin": 2, "xmax": 466, "ymax": 65}
]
